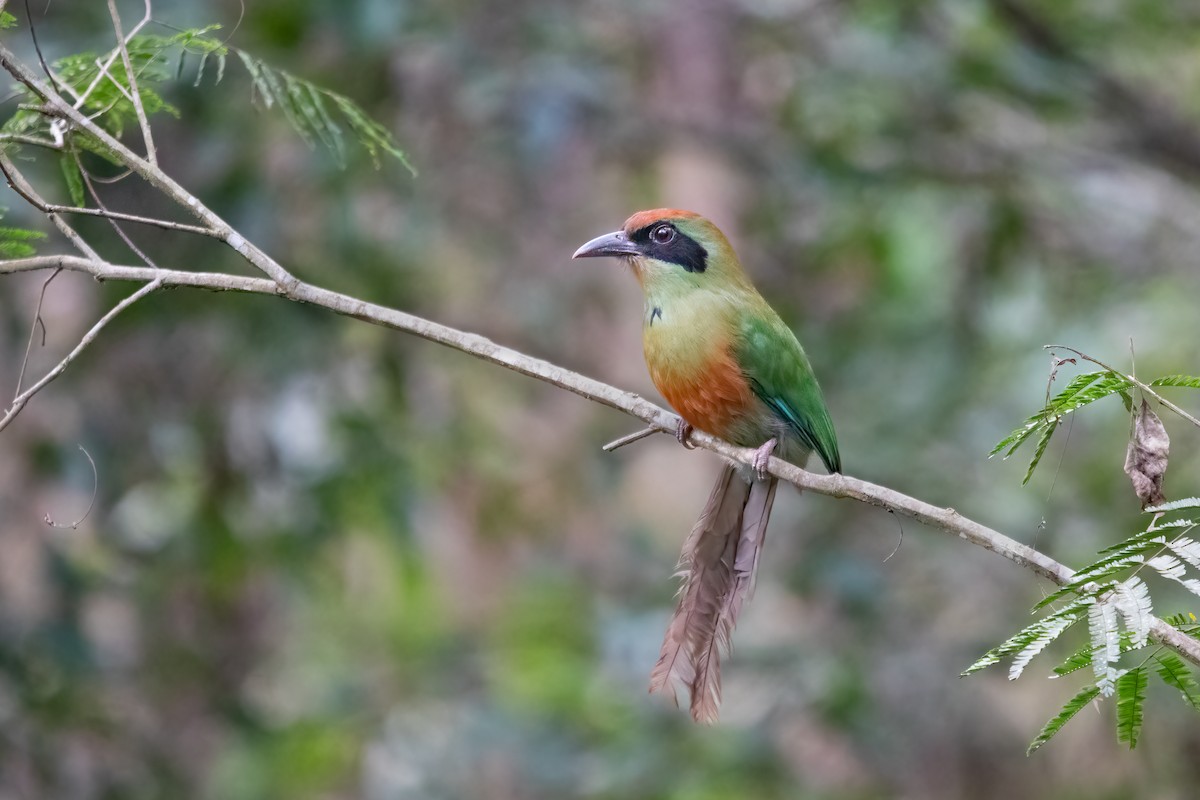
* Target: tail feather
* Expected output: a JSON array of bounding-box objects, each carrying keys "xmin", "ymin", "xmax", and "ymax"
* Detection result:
[
  {"xmin": 689, "ymin": 476, "xmax": 777, "ymax": 723},
  {"xmin": 648, "ymin": 465, "xmax": 747, "ymax": 705},
  {"xmin": 648, "ymin": 464, "xmax": 779, "ymax": 723}
]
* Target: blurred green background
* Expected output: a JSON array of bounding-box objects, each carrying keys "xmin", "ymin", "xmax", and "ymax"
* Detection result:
[{"xmin": 3, "ymin": 0, "xmax": 1200, "ymax": 797}]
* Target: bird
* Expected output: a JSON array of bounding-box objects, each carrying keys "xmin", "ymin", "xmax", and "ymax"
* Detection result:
[{"xmin": 573, "ymin": 208, "xmax": 840, "ymax": 723}]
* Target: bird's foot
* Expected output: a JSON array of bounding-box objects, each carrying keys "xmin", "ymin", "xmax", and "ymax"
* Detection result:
[
  {"xmin": 752, "ymin": 438, "xmax": 777, "ymax": 481},
  {"xmin": 675, "ymin": 420, "xmax": 696, "ymax": 449}
]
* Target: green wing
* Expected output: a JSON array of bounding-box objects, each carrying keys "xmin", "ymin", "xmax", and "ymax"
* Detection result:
[{"xmin": 735, "ymin": 308, "xmax": 842, "ymax": 473}]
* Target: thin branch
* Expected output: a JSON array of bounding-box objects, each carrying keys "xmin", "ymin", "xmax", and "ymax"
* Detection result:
[
  {"xmin": 0, "ymin": 133, "xmax": 62, "ymax": 150},
  {"xmin": 20, "ymin": 201, "xmax": 213, "ymax": 236},
  {"xmin": 0, "ymin": 40, "xmax": 300, "ymax": 292},
  {"xmin": 76, "ymin": 150, "xmax": 157, "ymax": 267},
  {"xmin": 1045, "ymin": 344, "xmax": 1200, "ymax": 430},
  {"xmin": 1, "ymin": 147, "xmax": 212, "ymax": 236},
  {"xmin": 14, "ymin": 267, "xmax": 60, "ymax": 396},
  {"xmin": 73, "ymin": 0, "xmax": 152, "ymax": 112},
  {"xmin": 105, "ymin": 0, "xmax": 157, "ymax": 165},
  {"xmin": 0, "ymin": 150, "xmax": 104, "ymax": 261},
  {"xmin": 22, "ymin": 0, "xmax": 82, "ymax": 103},
  {"xmin": 2, "ymin": 252, "xmax": 1198, "ymax": 670},
  {"xmin": 0, "ymin": 278, "xmax": 162, "ymax": 432},
  {"xmin": 603, "ymin": 426, "xmax": 657, "ymax": 452}
]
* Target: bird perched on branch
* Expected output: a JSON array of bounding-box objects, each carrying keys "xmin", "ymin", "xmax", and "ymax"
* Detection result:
[{"xmin": 574, "ymin": 209, "xmax": 841, "ymax": 722}]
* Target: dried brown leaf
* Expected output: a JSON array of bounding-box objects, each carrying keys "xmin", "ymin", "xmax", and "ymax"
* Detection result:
[{"xmin": 1124, "ymin": 399, "xmax": 1169, "ymax": 508}]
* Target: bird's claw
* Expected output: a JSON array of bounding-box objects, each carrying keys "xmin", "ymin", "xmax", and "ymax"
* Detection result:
[
  {"xmin": 752, "ymin": 439, "xmax": 777, "ymax": 481},
  {"xmin": 676, "ymin": 420, "xmax": 696, "ymax": 449}
]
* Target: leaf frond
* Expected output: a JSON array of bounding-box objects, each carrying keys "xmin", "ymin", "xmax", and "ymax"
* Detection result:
[
  {"xmin": 1027, "ymin": 684, "xmax": 1101, "ymax": 755},
  {"xmin": 1149, "ymin": 375, "xmax": 1200, "ymax": 390},
  {"xmin": 1153, "ymin": 653, "xmax": 1200, "ymax": 711},
  {"xmin": 1115, "ymin": 667, "xmax": 1148, "ymax": 748},
  {"xmin": 962, "ymin": 598, "xmax": 1093, "ymax": 677},
  {"xmin": 991, "ymin": 371, "xmax": 1131, "ymax": 461}
]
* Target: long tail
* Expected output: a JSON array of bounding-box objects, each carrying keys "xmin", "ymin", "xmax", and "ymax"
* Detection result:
[{"xmin": 648, "ymin": 464, "xmax": 778, "ymax": 723}]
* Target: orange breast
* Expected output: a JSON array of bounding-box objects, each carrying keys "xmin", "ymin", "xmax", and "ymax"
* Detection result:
[{"xmin": 649, "ymin": 343, "xmax": 755, "ymax": 439}]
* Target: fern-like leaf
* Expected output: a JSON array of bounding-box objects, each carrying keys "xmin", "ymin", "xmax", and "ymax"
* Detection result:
[
  {"xmin": 1146, "ymin": 554, "xmax": 1200, "ymax": 598},
  {"xmin": 1089, "ymin": 601, "xmax": 1121, "ymax": 696},
  {"xmin": 1022, "ymin": 419, "xmax": 1058, "ymax": 485},
  {"xmin": 1034, "ymin": 539, "xmax": 1165, "ymax": 611},
  {"xmin": 0, "ymin": 11, "xmax": 16, "ymax": 29},
  {"xmin": 1, "ymin": 26, "xmax": 412, "ymax": 175},
  {"xmin": 1027, "ymin": 684, "xmax": 1101, "ymax": 755},
  {"xmin": 991, "ymin": 372, "xmax": 1132, "ymax": 460},
  {"xmin": 1115, "ymin": 667, "xmax": 1147, "ymax": 748},
  {"xmin": 1111, "ymin": 578, "xmax": 1153, "ymax": 648},
  {"xmin": 235, "ymin": 50, "xmax": 413, "ymax": 172},
  {"xmin": 1167, "ymin": 537, "xmax": 1200, "ymax": 571},
  {"xmin": 1009, "ymin": 614, "xmax": 1079, "ymax": 680},
  {"xmin": 1052, "ymin": 631, "xmax": 1137, "ymax": 678},
  {"xmin": 1161, "ymin": 611, "xmax": 1200, "ymax": 629},
  {"xmin": 1150, "ymin": 375, "xmax": 1200, "ymax": 389},
  {"xmin": 1153, "ymin": 653, "xmax": 1200, "ymax": 710},
  {"xmin": 962, "ymin": 598, "xmax": 1093, "ymax": 676},
  {"xmin": 0, "ymin": 210, "xmax": 46, "ymax": 258},
  {"xmin": 59, "ymin": 152, "xmax": 86, "ymax": 207}
]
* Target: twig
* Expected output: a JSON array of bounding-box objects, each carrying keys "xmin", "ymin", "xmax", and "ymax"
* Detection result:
[
  {"xmin": 105, "ymin": 0, "xmax": 157, "ymax": 165},
  {"xmin": 19, "ymin": 202, "xmax": 212, "ymax": 236},
  {"xmin": 72, "ymin": 0, "xmax": 153, "ymax": 112},
  {"xmin": 22, "ymin": 0, "xmax": 82, "ymax": 103},
  {"xmin": 76, "ymin": 150, "xmax": 157, "ymax": 267},
  {"xmin": 13, "ymin": 267, "xmax": 60, "ymax": 396},
  {"xmin": 0, "ymin": 133, "xmax": 62, "ymax": 150},
  {"xmin": 0, "ymin": 41, "xmax": 300, "ymax": 292},
  {"xmin": 0, "ymin": 278, "xmax": 162, "ymax": 432},
  {"xmin": 2, "ymin": 252, "xmax": 1198, "ymax": 671},
  {"xmin": 45, "ymin": 444, "xmax": 98, "ymax": 529},
  {"xmin": 1045, "ymin": 344, "xmax": 1200, "ymax": 430},
  {"xmin": 603, "ymin": 426, "xmax": 657, "ymax": 452},
  {"xmin": 1, "ymin": 148, "xmax": 212, "ymax": 236},
  {"xmin": 0, "ymin": 150, "xmax": 104, "ymax": 261}
]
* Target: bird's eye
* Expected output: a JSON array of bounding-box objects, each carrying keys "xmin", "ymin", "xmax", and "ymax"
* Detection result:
[{"xmin": 651, "ymin": 224, "xmax": 675, "ymax": 245}]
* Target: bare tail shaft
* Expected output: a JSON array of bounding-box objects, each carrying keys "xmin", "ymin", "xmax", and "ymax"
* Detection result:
[{"xmin": 648, "ymin": 464, "xmax": 778, "ymax": 722}]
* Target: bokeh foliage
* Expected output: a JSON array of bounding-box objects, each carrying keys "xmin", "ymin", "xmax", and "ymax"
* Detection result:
[{"xmin": 3, "ymin": 0, "xmax": 1200, "ymax": 797}]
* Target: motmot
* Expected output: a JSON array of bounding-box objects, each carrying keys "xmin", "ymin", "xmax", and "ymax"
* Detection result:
[{"xmin": 574, "ymin": 209, "xmax": 841, "ymax": 722}]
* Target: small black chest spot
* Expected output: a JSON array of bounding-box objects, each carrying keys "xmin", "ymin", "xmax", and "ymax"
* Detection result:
[{"xmin": 650, "ymin": 306, "xmax": 663, "ymax": 326}]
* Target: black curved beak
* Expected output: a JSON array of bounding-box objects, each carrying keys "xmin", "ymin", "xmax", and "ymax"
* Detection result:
[{"xmin": 572, "ymin": 230, "xmax": 641, "ymax": 259}]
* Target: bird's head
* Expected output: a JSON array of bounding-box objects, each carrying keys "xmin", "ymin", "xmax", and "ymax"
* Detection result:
[{"xmin": 572, "ymin": 209, "xmax": 748, "ymax": 293}]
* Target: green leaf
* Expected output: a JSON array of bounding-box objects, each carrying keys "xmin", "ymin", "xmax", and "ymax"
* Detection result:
[
  {"xmin": 1115, "ymin": 667, "xmax": 1147, "ymax": 748},
  {"xmin": 1161, "ymin": 611, "xmax": 1200, "ymax": 629},
  {"xmin": 1150, "ymin": 375, "xmax": 1200, "ymax": 389},
  {"xmin": 233, "ymin": 49, "xmax": 411, "ymax": 172},
  {"xmin": 0, "ymin": 11, "xmax": 16, "ymax": 29},
  {"xmin": 1027, "ymin": 684, "xmax": 1101, "ymax": 755},
  {"xmin": 330, "ymin": 92, "xmax": 416, "ymax": 173},
  {"xmin": 962, "ymin": 598, "xmax": 1092, "ymax": 676},
  {"xmin": 1118, "ymin": 389, "xmax": 1134, "ymax": 413},
  {"xmin": 991, "ymin": 372, "xmax": 1131, "ymax": 460},
  {"xmin": 1153, "ymin": 653, "xmax": 1200, "ymax": 710},
  {"xmin": 1052, "ymin": 631, "xmax": 1137, "ymax": 678},
  {"xmin": 1034, "ymin": 534, "xmax": 1168, "ymax": 611},
  {"xmin": 1009, "ymin": 613, "xmax": 1079, "ymax": 680},
  {"xmin": 0, "ymin": 213, "xmax": 47, "ymax": 258},
  {"xmin": 60, "ymin": 152, "xmax": 86, "ymax": 207},
  {"xmin": 1021, "ymin": 418, "xmax": 1057, "ymax": 485}
]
